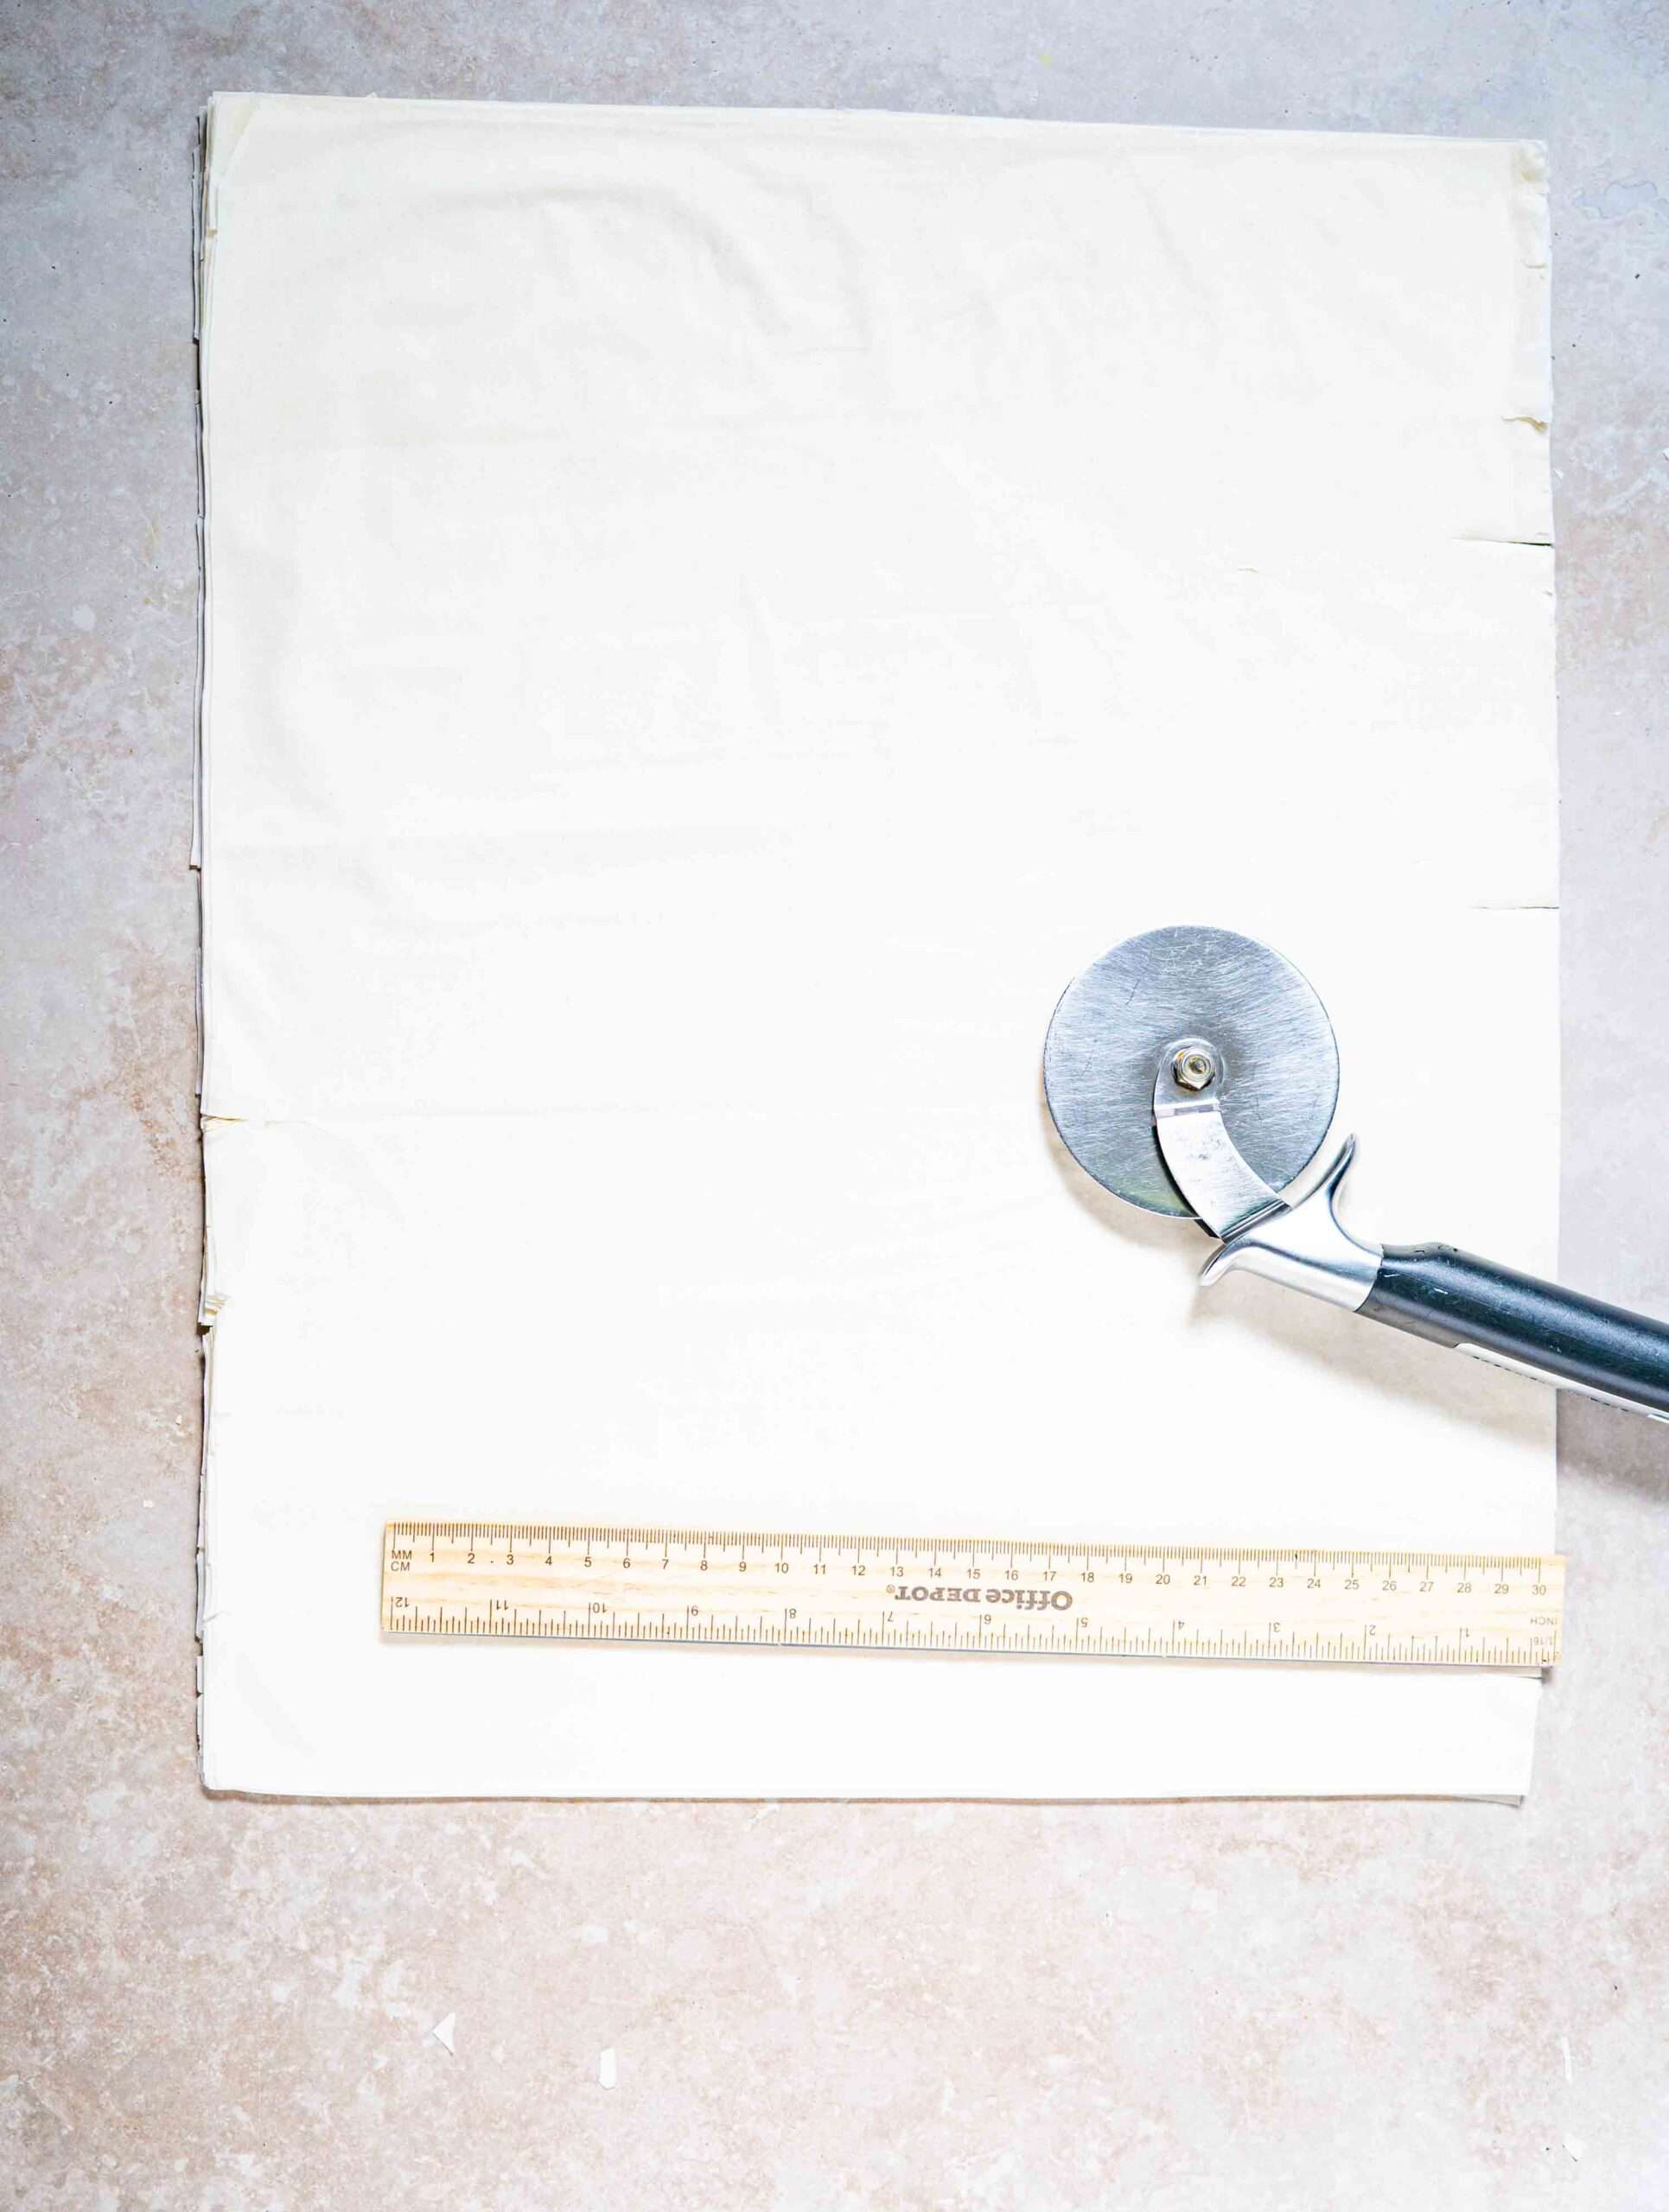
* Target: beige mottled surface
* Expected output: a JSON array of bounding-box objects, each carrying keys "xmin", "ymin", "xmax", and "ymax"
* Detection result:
[{"xmin": 4, "ymin": 3, "xmax": 1669, "ymax": 2204}]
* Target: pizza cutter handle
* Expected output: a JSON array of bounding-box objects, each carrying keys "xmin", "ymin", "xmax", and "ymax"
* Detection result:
[
  {"xmin": 1362, "ymin": 1245, "xmax": 1669, "ymax": 1420},
  {"xmin": 1203, "ymin": 1141, "xmax": 1669, "ymax": 1421}
]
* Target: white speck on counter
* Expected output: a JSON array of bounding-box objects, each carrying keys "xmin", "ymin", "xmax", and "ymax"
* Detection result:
[
  {"xmin": 430, "ymin": 2012, "xmax": 455, "ymax": 2055},
  {"xmin": 598, "ymin": 2047, "xmax": 617, "ymax": 2089},
  {"xmin": 1564, "ymin": 2136, "xmax": 1585, "ymax": 2163},
  {"xmin": 1559, "ymin": 2034, "xmax": 1573, "ymax": 2083}
]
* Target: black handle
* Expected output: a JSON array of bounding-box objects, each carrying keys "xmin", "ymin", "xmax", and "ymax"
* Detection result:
[{"xmin": 1362, "ymin": 1244, "xmax": 1669, "ymax": 1416}]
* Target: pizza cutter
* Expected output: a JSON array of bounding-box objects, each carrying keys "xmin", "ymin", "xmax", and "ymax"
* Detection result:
[{"xmin": 1044, "ymin": 924, "xmax": 1669, "ymax": 1420}]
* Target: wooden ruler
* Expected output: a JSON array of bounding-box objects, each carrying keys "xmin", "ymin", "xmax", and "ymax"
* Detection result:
[{"xmin": 382, "ymin": 1522, "xmax": 1564, "ymax": 1667}]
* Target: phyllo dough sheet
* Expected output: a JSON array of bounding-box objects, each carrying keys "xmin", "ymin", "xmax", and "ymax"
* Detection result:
[{"xmin": 197, "ymin": 96, "xmax": 1556, "ymax": 1796}]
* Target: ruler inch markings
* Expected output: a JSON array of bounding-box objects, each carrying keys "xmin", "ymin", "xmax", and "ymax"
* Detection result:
[{"xmin": 381, "ymin": 1522, "xmax": 1564, "ymax": 1669}]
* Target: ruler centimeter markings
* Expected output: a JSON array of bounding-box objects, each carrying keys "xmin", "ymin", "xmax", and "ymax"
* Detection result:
[{"xmin": 381, "ymin": 1523, "xmax": 1564, "ymax": 1668}]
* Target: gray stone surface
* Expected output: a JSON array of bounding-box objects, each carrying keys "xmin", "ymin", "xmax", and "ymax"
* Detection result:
[{"xmin": 4, "ymin": 2, "xmax": 1668, "ymax": 2203}]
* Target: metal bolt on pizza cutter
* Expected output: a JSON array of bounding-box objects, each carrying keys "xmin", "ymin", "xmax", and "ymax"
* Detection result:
[{"xmin": 1044, "ymin": 924, "xmax": 1669, "ymax": 1421}]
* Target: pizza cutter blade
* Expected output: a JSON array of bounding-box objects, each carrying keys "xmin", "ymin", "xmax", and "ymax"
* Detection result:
[
  {"xmin": 1044, "ymin": 923, "xmax": 1669, "ymax": 1421},
  {"xmin": 1043, "ymin": 924, "xmax": 1338, "ymax": 1224}
]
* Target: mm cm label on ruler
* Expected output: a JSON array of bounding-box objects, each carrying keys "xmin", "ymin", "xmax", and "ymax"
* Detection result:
[{"xmin": 382, "ymin": 1523, "xmax": 1564, "ymax": 1669}]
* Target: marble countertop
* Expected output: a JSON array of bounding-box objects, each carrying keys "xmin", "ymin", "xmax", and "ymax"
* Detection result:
[{"xmin": 6, "ymin": 3, "xmax": 1668, "ymax": 2202}]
